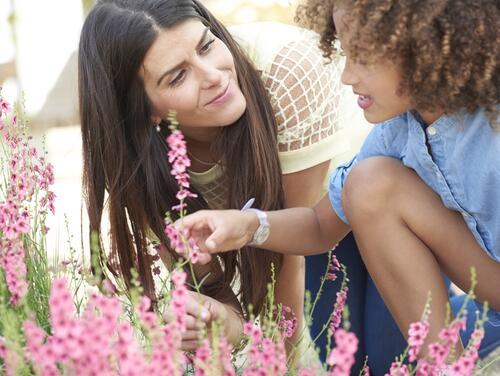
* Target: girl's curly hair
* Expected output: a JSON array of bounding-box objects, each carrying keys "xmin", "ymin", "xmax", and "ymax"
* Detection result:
[{"xmin": 296, "ymin": 0, "xmax": 499, "ymax": 119}]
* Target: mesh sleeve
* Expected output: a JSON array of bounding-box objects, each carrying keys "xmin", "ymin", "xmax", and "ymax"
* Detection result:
[{"xmin": 262, "ymin": 33, "xmax": 348, "ymax": 173}]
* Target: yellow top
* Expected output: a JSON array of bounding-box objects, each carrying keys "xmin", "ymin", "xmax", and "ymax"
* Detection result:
[{"xmin": 190, "ymin": 22, "xmax": 370, "ymax": 208}]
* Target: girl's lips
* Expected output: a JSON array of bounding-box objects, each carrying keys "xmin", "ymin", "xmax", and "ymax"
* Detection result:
[
  {"xmin": 357, "ymin": 94, "xmax": 374, "ymax": 110},
  {"xmin": 206, "ymin": 82, "xmax": 231, "ymax": 106}
]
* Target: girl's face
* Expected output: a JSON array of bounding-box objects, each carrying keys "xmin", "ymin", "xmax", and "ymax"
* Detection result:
[
  {"xmin": 333, "ymin": 9, "xmax": 412, "ymax": 124},
  {"xmin": 141, "ymin": 18, "xmax": 247, "ymax": 140}
]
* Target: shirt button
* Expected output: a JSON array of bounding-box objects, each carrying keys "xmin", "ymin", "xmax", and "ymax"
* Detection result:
[
  {"xmin": 427, "ymin": 126, "xmax": 437, "ymax": 136},
  {"xmin": 461, "ymin": 211, "xmax": 469, "ymax": 219}
]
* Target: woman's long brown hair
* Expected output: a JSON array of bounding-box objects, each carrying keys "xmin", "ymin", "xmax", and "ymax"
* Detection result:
[{"xmin": 78, "ymin": 0, "xmax": 284, "ymax": 316}]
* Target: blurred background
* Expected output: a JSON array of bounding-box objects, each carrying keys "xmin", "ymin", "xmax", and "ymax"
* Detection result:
[{"xmin": 0, "ymin": 0, "xmax": 299, "ymax": 256}]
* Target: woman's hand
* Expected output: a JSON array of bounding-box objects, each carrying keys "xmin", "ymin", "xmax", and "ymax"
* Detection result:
[
  {"xmin": 177, "ymin": 209, "xmax": 259, "ymax": 254},
  {"xmin": 165, "ymin": 290, "xmax": 244, "ymax": 351}
]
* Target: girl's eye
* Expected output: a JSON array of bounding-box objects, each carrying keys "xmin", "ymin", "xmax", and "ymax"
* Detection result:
[
  {"xmin": 169, "ymin": 69, "xmax": 186, "ymax": 87},
  {"xmin": 338, "ymin": 44, "xmax": 347, "ymax": 57},
  {"xmin": 200, "ymin": 39, "xmax": 215, "ymax": 54}
]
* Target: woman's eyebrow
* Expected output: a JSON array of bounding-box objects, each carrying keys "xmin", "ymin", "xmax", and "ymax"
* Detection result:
[{"xmin": 156, "ymin": 26, "xmax": 210, "ymax": 87}]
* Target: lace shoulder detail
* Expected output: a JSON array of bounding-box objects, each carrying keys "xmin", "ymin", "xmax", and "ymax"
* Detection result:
[{"xmin": 262, "ymin": 32, "xmax": 344, "ymax": 153}]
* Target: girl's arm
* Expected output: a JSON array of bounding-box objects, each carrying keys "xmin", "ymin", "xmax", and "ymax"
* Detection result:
[{"xmin": 180, "ymin": 193, "xmax": 350, "ymax": 256}]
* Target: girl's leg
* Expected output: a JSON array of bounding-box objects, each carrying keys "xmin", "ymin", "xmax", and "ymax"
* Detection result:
[
  {"xmin": 305, "ymin": 232, "xmax": 368, "ymax": 371},
  {"xmin": 365, "ymin": 277, "xmax": 452, "ymax": 374},
  {"xmin": 365, "ymin": 285, "xmax": 500, "ymax": 374},
  {"xmin": 342, "ymin": 157, "xmax": 500, "ymax": 359},
  {"xmin": 364, "ymin": 276, "xmax": 410, "ymax": 374}
]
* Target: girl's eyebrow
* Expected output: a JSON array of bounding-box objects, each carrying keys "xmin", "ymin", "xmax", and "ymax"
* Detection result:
[{"xmin": 156, "ymin": 26, "xmax": 210, "ymax": 87}]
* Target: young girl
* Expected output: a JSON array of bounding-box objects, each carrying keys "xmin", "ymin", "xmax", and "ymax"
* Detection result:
[
  {"xmin": 78, "ymin": 0, "xmax": 368, "ymax": 361},
  {"xmin": 181, "ymin": 0, "xmax": 500, "ymax": 363}
]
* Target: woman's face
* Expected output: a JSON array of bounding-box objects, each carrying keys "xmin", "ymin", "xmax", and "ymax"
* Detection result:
[{"xmin": 141, "ymin": 18, "xmax": 247, "ymax": 140}]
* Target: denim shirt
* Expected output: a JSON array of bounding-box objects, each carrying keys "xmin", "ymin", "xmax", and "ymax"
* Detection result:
[
  {"xmin": 329, "ymin": 108, "xmax": 500, "ymax": 322},
  {"xmin": 330, "ymin": 108, "xmax": 500, "ymax": 262}
]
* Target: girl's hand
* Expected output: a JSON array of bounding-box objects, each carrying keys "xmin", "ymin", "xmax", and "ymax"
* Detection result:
[
  {"xmin": 177, "ymin": 209, "xmax": 259, "ymax": 254},
  {"xmin": 165, "ymin": 290, "xmax": 243, "ymax": 351}
]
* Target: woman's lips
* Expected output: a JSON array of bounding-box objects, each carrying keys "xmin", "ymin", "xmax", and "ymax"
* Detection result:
[{"xmin": 206, "ymin": 82, "xmax": 231, "ymax": 106}]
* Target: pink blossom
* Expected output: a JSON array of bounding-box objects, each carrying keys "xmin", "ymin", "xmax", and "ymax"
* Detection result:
[
  {"xmin": 385, "ymin": 362, "xmax": 410, "ymax": 376},
  {"xmin": 427, "ymin": 342, "xmax": 450, "ymax": 366},
  {"xmin": 327, "ymin": 329, "xmax": 358, "ymax": 376},
  {"xmin": 326, "ymin": 253, "xmax": 340, "ymax": 281},
  {"xmin": 0, "ymin": 102, "xmax": 56, "ymax": 304},
  {"xmin": 438, "ymin": 317, "xmax": 465, "ymax": 346},
  {"xmin": 278, "ymin": 305, "xmax": 297, "ymax": 339},
  {"xmin": 166, "ymin": 129, "xmax": 197, "ymax": 205},
  {"xmin": 0, "ymin": 336, "xmax": 6, "ymax": 359},
  {"xmin": 330, "ymin": 286, "xmax": 348, "ymax": 333},
  {"xmin": 407, "ymin": 320, "xmax": 430, "ymax": 362},
  {"xmin": 0, "ymin": 98, "xmax": 11, "ymax": 114}
]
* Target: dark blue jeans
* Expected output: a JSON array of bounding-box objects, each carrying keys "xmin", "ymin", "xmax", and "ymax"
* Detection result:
[
  {"xmin": 306, "ymin": 232, "xmax": 500, "ymax": 375},
  {"xmin": 305, "ymin": 232, "xmax": 368, "ymax": 373}
]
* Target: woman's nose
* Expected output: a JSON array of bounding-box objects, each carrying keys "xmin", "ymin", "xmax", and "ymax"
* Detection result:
[{"xmin": 199, "ymin": 62, "xmax": 223, "ymax": 89}]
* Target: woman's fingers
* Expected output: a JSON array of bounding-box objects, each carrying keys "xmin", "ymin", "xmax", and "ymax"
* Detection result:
[
  {"xmin": 181, "ymin": 339, "xmax": 204, "ymax": 352},
  {"xmin": 182, "ymin": 329, "xmax": 203, "ymax": 341},
  {"xmin": 184, "ymin": 291, "xmax": 212, "ymax": 322},
  {"xmin": 184, "ymin": 314, "xmax": 205, "ymax": 330},
  {"xmin": 164, "ymin": 291, "xmax": 211, "ymax": 327}
]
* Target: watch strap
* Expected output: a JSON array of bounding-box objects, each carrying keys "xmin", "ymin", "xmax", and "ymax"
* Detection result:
[{"xmin": 240, "ymin": 198, "xmax": 270, "ymax": 246}]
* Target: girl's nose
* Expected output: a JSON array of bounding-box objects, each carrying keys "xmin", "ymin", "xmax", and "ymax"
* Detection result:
[{"xmin": 340, "ymin": 58, "xmax": 358, "ymax": 86}]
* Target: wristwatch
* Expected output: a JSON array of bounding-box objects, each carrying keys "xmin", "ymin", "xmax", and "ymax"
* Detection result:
[
  {"xmin": 244, "ymin": 208, "xmax": 270, "ymax": 246},
  {"xmin": 240, "ymin": 198, "xmax": 270, "ymax": 246}
]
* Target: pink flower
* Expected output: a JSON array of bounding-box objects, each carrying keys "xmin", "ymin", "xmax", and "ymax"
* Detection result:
[
  {"xmin": 0, "ymin": 336, "xmax": 6, "ymax": 359},
  {"xmin": 165, "ymin": 129, "xmax": 197, "ymax": 207},
  {"xmin": 171, "ymin": 269, "xmax": 186, "ymax": 286},
  {"xmin": 277, "ymin": 305, "xmax": 297, "ymax": 339},
  {"xmin": 427, "ymin": 342, "xmax": 449, "ymax": 366},
  {"xmin": 407, "ymin": 320, "xmax": 429, "ymax": 361},
  {"xmin": 326, "ymin": 253, "xmax": 340, "ymax": 281},
  {"xmin": 386, "ymin": 362, "xmax": 410, "ymax": 376},
  {"xmin": 0, "ymin": 98, "xmax": 11, "ymax": 114},
  {"xmin": 438, "ymin": 317, "xmax": 465, "ymax": 346},
  {"xmin": 327, "ymin": 329, "xmax": 358, "ymax": 376},
  {"xmin": 330, "ymin": 286, "xmax": 348, "ymax": 333}
]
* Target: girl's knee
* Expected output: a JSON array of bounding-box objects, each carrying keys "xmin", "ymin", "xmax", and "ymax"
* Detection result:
[{"xmin": 342, "ymin": 157, "xmax": 405, "ymax": 218}]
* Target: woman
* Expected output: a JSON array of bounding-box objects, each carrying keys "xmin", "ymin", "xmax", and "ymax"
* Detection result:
[{"xmin": 78, "ymin": 0, "xmax": 367, "ymax": 360}]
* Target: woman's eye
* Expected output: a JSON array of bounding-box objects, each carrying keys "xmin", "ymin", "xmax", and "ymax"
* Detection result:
[
  {"xmin": 169, "ymin": 70, "xmax": 186, "ymax": 87},
  {"xmin": 200, "ymin": 39, "xmax": 215, "ymax": 54}
]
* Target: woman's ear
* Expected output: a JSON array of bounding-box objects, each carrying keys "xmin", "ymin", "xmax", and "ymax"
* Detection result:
[{"xmin": 151, "ymin": 115, "xmax": 162, "ymax": 126}]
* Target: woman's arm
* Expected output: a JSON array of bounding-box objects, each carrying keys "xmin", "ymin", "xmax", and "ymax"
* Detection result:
[{"xmin": 276, "ymin": 160, "xmax": 334, "ymax": 358}]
